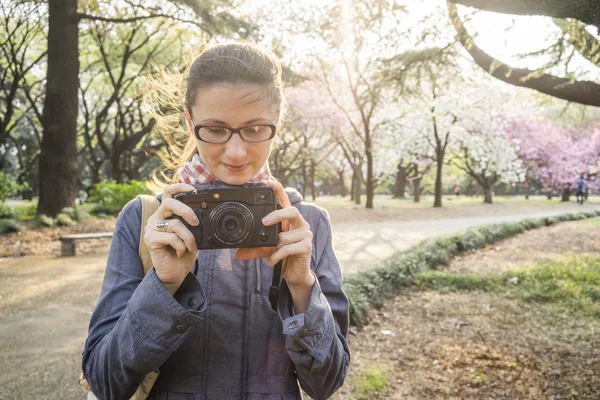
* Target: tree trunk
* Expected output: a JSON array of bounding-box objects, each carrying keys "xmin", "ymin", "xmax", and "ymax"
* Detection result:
[
  {"xmin": 350, "ymin": 169, "xmax": 355, "ymax": 201},
  {"xmin": 365, "ymin": 138, "xmax": 374, "ymax": 208},
  {"xmin": 301, "ymin": 159, "xmax": 307, "ymax": 200},
  {"xmin": 354, "ymin": 168, "xmax": 362, "ymax": 205},
  {"xmin": 524, "ymin": 173, "xmax": 531, "ymax": 200},
  {"xmin": 561, "ymin": 187, "xmax": 571, "ymax": 202},
  {"xmin": 393, "ymin": 164, "xmax": 407, "ymax": 198},
  {"xmin": 310, "ymin": 158, "xmax": 317, "ymax": 201},
  {"xmin": 37, "ymin": 0, "xmax": 79, "ymax": 217},
  {"xmin": 433, "ymin": 154, "xmax": 443, "ymax": 208},
  {"xmin": 413, "ymin": 178, "xmax": 422, "ymax": 203},
  {"xmin": 338, "ymin": 170, "xmax": 347, "ymax": 197},
  {"xmin": 483, "ymin": 185, "xmax": 493, "ymax": 204}
]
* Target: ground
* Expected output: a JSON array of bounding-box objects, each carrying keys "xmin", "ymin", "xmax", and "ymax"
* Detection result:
[
  {"xmin": 0, "ymin": 197, "xmax": 599, "ymax": 399},
  {"xmin": 333, "ymin": 218, "xmax": 600, "ymax": 399}
]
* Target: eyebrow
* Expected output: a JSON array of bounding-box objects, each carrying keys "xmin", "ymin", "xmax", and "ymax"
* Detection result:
[{"xmin": 198, "ymin": 118, "xmax": 269, "ymax": 125}]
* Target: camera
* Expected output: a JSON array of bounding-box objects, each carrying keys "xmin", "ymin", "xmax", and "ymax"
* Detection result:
[{"xmin": 172, "ymin": 182, "xmax": 280, "ymax": 249}]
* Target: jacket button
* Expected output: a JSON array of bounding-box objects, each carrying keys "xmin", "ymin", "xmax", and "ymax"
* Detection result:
[
  {"xmin": 299, "ymin": 328, "xmax": 309, "ymax": 338},
  {"xmin": 288, "ymin": 321, "xmax": 298, "ymax": 329},
  {"xmin": 176, "ymin": 325, "xmax": 188, "ymax": 334},
  {"xmin": 187, "ymin": 297, "xmax": 196, "ymax": 307}
]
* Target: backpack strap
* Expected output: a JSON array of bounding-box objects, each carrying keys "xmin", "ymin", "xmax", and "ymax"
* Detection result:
[
  {"xmin": 269, "ymin": 198, "xmax": 284, "ymax": 312},
  {"xmin": 137, "ymin": 194, "xmax": 160, "ymax": 275}
]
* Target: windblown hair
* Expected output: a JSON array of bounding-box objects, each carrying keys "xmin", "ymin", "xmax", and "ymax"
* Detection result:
[{"xmin": 145, "ymin": 40, "xmax": 287, "ymax": 192}]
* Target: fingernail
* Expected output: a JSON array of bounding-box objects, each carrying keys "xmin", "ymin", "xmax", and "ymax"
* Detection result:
[
  {"xmin": 193, "ymin": 215, "xmax": 200, "ymax": 225},
  {"xmin": 262, "ymin": 216, "xmax": 270, "ymax": 224}
]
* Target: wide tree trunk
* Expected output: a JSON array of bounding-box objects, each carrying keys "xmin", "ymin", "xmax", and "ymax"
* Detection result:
[
  {"xmin": 413, "ymin": 178, "xmax": 422, "ymax": 203},
  {"xmin": 37, "ymin": 0, "xmax": 79, "ymax": 217},
  {"xmin": 433, "ymin": 155, "xmax": 443, "ymax": 208},
  {"xmin": 393, "ymin": 164, "xmax": 407, "ymax": 198},
  {"xmin": 483, "ymin": 185, "xmax": 493, "ymax": 204},
  {"xmin": 561, "ymin": 187, "xmax": 571, "ymax": 202},
  {"xmin": 354, "ymin": 169, "xmax": 362, "ymax": 205},
  {"xmin": 338, "ymin": 170, "xmax": 347, "ymax": 197}
]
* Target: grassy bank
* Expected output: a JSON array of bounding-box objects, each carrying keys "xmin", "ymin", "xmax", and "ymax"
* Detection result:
[{"xmin": 344, "ymin": 210, "xmax": 600, "ymax": 326}]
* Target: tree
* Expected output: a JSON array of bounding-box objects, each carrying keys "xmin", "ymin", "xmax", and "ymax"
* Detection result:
[
  {"xmin": 451, "ymin": 130, "xmax": 523, "ymax": 203},
  {"xmin": 447, "ymin": 1, "xmax": 600, "ymax": 107},
  {"xmin": 506, "ymin": 119, "xmax": 598, "ymax": 200},
  {"xmin": 34, "ymin": 0, "xmax": 256, "ymax": 217}
]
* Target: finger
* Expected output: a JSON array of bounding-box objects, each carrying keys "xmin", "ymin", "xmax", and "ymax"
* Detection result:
[
  {"xmin": 266, "ymin": 238, "xmax": 312, "ymax": 267},
  {"xmin": 234, "ymin": 247, "xmax": 272, "ymax": 261},
  {"xmin": 262, "ymin": 207, "xmax": 308, "ymax": 230},
  {"xmin": 273, "ymin": 228, "xmax": 313, "ymax": 252},
  {"xmin": 152, "ymin": 218, "xmax": 198, "ymax": 253},
  {"xmin": 145, "ymin": 231, "xmax": 188, "ymax": 257},
  {"xmin": 162, "ymin": 183, "xmax": 196, "ymax": 201},
  {"xmin": 155, "ymin": 197, "xmax": 199, "ymax": 226},
  {"xmin": 265, "ymin": 181, "xmax": 291, "ymax": 208}
]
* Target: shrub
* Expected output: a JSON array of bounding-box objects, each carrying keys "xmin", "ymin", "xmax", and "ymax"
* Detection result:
[
  {"xmin": 89, "ymin": 180, "xmax": 153, "ymax": 216},
  {"xmin": 35, "ymin": 214, "xmax": 55, "ymax": 228},
  {"xmin": 56, "ymin": 213, "xmax": 75, "ymax": 227},
  {"xmin": 0, "ymin": 206, "xmax": 17, "ymax": 219},
  {"xmin": 0, "ymin": 219, "xmax": 20, "ymax": 233},
  {"xmin": 354, "ymin": 367, "xmax": 389, "ymax": 400},
  {"xmin": 61, "ymin": 206, "xmax": 80, "ymax": 222},
  {"xmin": 0, "ymin": 172, "xmax": 29, "ymax": 209}
]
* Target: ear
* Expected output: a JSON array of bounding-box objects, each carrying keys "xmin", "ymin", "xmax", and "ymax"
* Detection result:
[{"xmin": 184, "ymin": 105, "xmax": 194, "ymax": 134}]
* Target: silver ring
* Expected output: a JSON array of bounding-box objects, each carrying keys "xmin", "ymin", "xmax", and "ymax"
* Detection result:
[{"xmin": 156, "ymin": 219, "xmax": 170, "ymax": 232}]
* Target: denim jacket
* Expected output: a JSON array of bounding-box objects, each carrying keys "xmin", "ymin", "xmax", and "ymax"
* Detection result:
[{"xmin": 82, "ymin": 188, "xmax": 350, "ymax": 400}]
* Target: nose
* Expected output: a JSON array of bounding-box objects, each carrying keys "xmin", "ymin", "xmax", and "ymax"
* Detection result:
[{"xmin": 224, "ymin": 132, "xmax": 247, "ymax": 160}]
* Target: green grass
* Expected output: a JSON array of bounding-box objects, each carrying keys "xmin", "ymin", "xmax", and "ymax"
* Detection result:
[
  {"xmin": 311, "ymin": 194, "xmax": 600, "ymax": 209},
  {"xmin": 416, "ymin": 255, "xmax": 600, "ymax": 317},
  {"xmin": 353, "ymin": 367, "xmax": 389, "ymax": 400}
]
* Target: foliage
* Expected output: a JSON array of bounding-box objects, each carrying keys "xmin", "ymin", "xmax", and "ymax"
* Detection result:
[
  {"xmin": 35, "ymin": 214, "xmax": 54, "ymax": 228},
  {"xmin": 0, "ymin": 206, "xmax": 17, "ymax": 219},
  {"xmin": 344, "ymin": 209, "xmax": 600, "ymax": 326},
  {"xmin": 0, "ymin": 219, "xmax": 21, "ymax": 233},
  {"xmin": 56, "ymin": 213, "xmax": 75, "ymax": 227},
  {"xmin": 353, "ymin": 367, "xmax": 389, "ymax": 400},
  {"xmin": 0, "ymin": 172, "xmax": 30, "ymax": 208},
  {"xmin": 89, "ymin": 180, "xmax": 153, "ymax": 216}
]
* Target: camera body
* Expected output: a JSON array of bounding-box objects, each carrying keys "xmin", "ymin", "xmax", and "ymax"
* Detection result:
[{"xmin": 172, "ymin": 182, "xmax": 280, "ymax": 249}]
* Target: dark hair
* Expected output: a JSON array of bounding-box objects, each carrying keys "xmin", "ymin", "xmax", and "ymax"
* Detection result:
[
  {"xmin": 146, "ymin": 41, "xmax": 287, "ymax": 191},
  {"xmin": 185, "ymin": 42, "xmax": 286, "ymax": 122}
]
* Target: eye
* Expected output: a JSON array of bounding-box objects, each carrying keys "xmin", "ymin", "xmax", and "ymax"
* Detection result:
[{"xmin": 205, "ymin": 127, "xmax": 229, "ymax": 135}]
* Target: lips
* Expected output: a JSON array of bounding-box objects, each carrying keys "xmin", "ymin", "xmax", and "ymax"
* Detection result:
[{"xmin": 224, "ymin": 163, "xmax": 249, "ymax": 172}]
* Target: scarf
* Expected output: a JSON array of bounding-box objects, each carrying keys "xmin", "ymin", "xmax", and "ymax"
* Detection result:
[{"xmin": 178, "ymin": 152, "xmax": 273, "ymax": 184}]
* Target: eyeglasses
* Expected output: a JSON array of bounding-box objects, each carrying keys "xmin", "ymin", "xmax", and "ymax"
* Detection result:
[{"xmin": 191, "ymin": 119, "xmax": 277, "ymax": 144}]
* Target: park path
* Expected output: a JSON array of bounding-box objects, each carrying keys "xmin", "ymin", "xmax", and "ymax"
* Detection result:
[
  {"xmin": 0, "ymin": 202, "xmax": 598, "ymax": 399},
  {"xmin": 334, "ymin": 203, "xmax": 600, "ymax": 275}
]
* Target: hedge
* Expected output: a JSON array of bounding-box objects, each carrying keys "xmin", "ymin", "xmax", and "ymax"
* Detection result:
[{"xmin": 343, "ymin": 209, "xmax": 600, "ymax": 326}]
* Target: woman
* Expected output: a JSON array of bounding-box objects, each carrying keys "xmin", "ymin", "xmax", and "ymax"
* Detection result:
[{"xmin": 82, "ymin": 41, "xmax": 350, "ymax": 399}]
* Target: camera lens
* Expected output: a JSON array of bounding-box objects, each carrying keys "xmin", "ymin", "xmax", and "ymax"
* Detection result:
[{"xmin": 209, "ymin": 202, "xmax": 254, "ymax": 247}]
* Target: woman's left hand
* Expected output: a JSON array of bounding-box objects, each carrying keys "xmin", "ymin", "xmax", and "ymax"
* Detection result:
[{"xmin": 234, "ymin": 181, "xmax": 315, "ymax": 288}]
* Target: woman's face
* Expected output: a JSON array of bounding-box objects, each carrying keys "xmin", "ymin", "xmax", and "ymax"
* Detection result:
[{"xmin": 187, "ymin": 83, "xmax": 277, "ymax": 185}]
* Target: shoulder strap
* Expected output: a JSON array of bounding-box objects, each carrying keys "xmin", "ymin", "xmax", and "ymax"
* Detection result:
[
  {"xmin": 137, "ymin": 194, "xmax": 160, "ymax": 275},
  {"xmin": 269, "ymin": 198, "xmax": 284, "ymax": 312}
]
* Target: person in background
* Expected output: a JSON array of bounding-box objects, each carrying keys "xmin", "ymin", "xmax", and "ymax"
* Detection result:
[{"xmin": 576, "ymin": 174, "xmax": 587, "ymax": 205}]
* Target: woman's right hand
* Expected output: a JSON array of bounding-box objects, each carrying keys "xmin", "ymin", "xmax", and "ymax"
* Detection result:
[{"xmin": 144, "ymin": 183, "xmax": 200, "ymax": 293}]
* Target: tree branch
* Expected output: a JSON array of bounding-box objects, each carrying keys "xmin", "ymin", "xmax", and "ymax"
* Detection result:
[
  {"xmin": 447, "ymin": 2, "xmax": 600, "ymax": 107},
  {"xmin": 448, "ymin": 0, "xmax": 600, "ymax": 29}
]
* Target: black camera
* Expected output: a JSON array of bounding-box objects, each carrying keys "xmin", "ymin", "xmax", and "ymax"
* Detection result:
[{"xmin": 172, "ymin": 182, "xmax": 280, "ymax": 249}]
